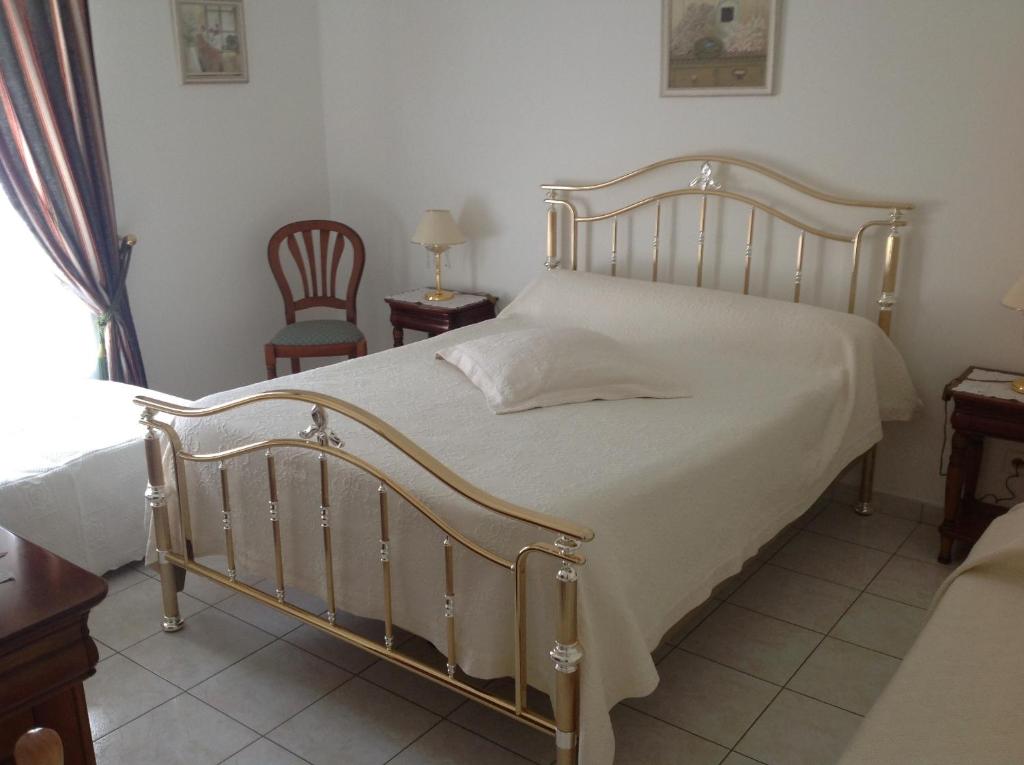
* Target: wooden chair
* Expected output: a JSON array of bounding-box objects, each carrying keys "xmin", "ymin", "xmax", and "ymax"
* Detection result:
[
  {"xmin": 14, "ymin": 728, "xmax": 63, "ymax": 765},
  {"xmin": 264, "ymin": 220, "xmax": 367, "ymax": 379}
]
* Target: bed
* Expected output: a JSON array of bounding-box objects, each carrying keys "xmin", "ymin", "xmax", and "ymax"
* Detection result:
[
  {"xmin": 135, "ymin": 155, "xmax": 918, "ymax": 765},
  {"xmin": 0, "ymin": 379, "xmax": 189, "ymax": 575}
]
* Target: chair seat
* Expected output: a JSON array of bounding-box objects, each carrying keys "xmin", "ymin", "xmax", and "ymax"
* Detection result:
[{"xmin": 270, "ymin": 319, "xmax": 364, "ymax": 347}]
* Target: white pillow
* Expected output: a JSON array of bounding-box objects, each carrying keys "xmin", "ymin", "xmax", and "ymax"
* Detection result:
[{"xmin": 436, "ymin": 327, "xmax": 690, "ymax": 414}]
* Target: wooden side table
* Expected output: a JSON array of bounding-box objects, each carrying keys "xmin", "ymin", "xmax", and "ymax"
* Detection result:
[
  {"xmin": 940, "ymin": 366, "xmax": 1024, "ymax": 563},
  {"xmin": 385, "ymin": 289, "xmax": 497, "ymax": 347},
  {"xmin": 0, "ymin": 526, "xmax": 107, "ymax": 765}
]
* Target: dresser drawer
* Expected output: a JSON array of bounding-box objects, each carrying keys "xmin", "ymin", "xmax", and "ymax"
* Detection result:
[{"xmin": 715, "ymin": 63, "xmax": 765, "ymax": 87}]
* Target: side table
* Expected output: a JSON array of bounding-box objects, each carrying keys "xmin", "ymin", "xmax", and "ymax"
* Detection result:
[
  {"xmin": 940, "ymin": 366, "xmax": 1024, "ymax": 563},
  {"xmin": 385, "ymin": 289, "xmax": 497, "ymax": 347}
]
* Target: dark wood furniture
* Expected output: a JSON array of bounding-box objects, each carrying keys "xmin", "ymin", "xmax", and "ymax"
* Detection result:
[
  {"xmin": 265, "ymin": 220, "xmax": 368, "ymax": 379},
  {"xmin": 385, "ymin": 290, "xmax": 497, "ymax": 347},
  {"xmin": 940, "ymin": 366, "xmax": 1024, "ymax": 563},
  {"xmin": 0, "ymin": 526, "xmax": 106, "ymax": 765}
]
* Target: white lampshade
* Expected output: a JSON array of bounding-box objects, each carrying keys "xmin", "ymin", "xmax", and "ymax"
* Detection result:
[
  {"xmin": 411, "ymin": 209, "xmax": 465, "ymax": 247},
  {"xmin": 1003, "ymin": 274, "xmax": 1024, "ymax": 310}
]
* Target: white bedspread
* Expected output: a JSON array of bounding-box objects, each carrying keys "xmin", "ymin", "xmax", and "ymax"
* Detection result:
[
  {"xmin": 1, "ymin": 380, "xmax": 190, "ymax": 574},
  {"xmin": 155, "ymin": 271, "xmax": 918, "ymax": 764}
]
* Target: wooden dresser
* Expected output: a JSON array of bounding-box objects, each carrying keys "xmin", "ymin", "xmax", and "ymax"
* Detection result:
[{"xmin": 0, "ymin": 526, "xmax": 106, "ymax": 765}]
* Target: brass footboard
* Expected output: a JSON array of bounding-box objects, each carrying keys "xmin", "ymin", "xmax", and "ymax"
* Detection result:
[{"xmin": 136, "ymin": 390, "xmax": 593, "ymax": 765}]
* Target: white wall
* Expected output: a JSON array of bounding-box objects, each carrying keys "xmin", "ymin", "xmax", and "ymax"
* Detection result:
[
  {"xmin": 91, "ymin": 0, "xmax": 330, "ymax": 399},
  {"xmin": 315, "ymin": 0, "xmax": 1024, "ymax": 506}
]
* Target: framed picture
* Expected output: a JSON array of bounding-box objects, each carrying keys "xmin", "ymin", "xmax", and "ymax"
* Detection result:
[
  {"xmin": 661, "ymin": 0, "xmax": 778, "ymax": 96},
  {"xmin": 171, "ymin": 0, "xmax": 248, "ymax": 84}
]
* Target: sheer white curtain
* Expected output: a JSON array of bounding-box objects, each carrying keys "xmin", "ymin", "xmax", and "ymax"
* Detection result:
[{"xmin": 0, "ymin": 195, "xmax": 96, "ymax": 387}]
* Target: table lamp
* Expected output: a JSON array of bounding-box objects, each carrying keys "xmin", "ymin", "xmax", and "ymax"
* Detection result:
[
  {"xmin": 1002, "ymin": 274, "xmax": 1024, "ymax": 393},
  {"xmin": 411, "ymin": 209, "xmax": 466, "ymax": 301}
]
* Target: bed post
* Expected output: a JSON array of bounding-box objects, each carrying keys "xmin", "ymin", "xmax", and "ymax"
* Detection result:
[
  {"xmin": 857, "ymin": 209, "xmax": 903, "ymax": 516},
  {"xmin": 551, "ymin": 536, "xmax": 583, "ymax": 765},
  {"xmin": 546, "ymin": 192, "xmax": 559, "ymax": 270},
  {"xmin": 142, "ymin": 414, "xmax": 183, "ymax": 632}
]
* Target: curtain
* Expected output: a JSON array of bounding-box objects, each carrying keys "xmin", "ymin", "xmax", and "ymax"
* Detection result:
[{"xmin": 0, "ymin": 0, "xmax": 146, "ymax": 386}]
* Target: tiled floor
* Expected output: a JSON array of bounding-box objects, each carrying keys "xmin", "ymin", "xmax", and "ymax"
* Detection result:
[{"xmin": 85, "ymin": 488, "xmax": 953, "ymax": 765}]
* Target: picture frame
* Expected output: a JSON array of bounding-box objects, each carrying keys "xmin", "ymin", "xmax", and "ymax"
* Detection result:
[
  {"xmin": 661, "ymin": 0, "xmax": 778, "ymax": 97},
  {"xmin": 171, "ymin": 0, "xmax": 248, "ymax": 84}
]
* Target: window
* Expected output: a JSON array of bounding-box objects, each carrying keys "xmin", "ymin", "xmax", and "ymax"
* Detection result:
[{"xmin": 0, "ymin": 194, "xmax": 98, "ymax": 387}]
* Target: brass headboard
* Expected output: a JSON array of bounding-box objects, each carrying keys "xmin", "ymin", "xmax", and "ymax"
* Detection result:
[{"xmin": 542, "ymin": 155, "xmax": 913, "ymax": 336}]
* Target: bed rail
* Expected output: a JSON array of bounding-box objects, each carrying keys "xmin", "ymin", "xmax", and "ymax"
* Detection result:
[
  {"xmin": 542, "ymin": 154, "xmax": 914, "ymax": 516},
  {"xmin": 135, "ymin": 391, "xmax": 592, "ymax": 765}
]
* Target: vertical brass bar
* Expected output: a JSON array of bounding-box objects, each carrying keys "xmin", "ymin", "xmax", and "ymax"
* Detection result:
[
  {"xmin": 320, "ymin": 454, "xmax": 336, "ymax": 622},
  {"xmin": 610, "ymin": 217, "xmax": 618, "ymax": 277},
  {"xmin": 696, "ymin": 194, "xmax": 707, "ymax": 287},
  {"xmin": 848, "ymin": 232, "xmax": 864, "ymax": 314},
  {"xmin": 794, "ymin": 231, "xmax": 806, "ymax": 303},
  {"xmin": 443, "ymin": 537, "xmax": 456, "ymax": 677},
  {"xmin": 743, "ymin": 207, "xmax": 755, "ymax": 295},
  {"xmin": 856, "ymin": 446, "xmax": 877, "ymax": 516},
  {"xmin": 551, "ymin": 537, "xmax": 582, "ymax": 765},
  {"xmin": 219, "ymin": 461, "xmax": 236, "ymax": 582},
  {"xmin": 265, "ymin": 450, "xmax": 284, "ymax": 600},
  {"xmin": 144, "ymin": 424, "xmax": 182, "ymax": 632},
  {"xmin": 546, "ymin": 201, "xmax": 557, "ymax": 270},
  {"xmin": 651, "ymin": 201, "xmax": 661, "ymax": 282},
  {"xmin": 378, "ymin": 482, "xmax": 394, "ymax": 649},
  {"xmin": 513, "ymin": 554, "xmax": 528, "ymax": 714},
  {"xmin": 878, "ymin": 211, "xmax": 901, "ymax": 336},
  {"xmin": 570, "ymin": 218, "xmax": 578, "ymax": 272}
]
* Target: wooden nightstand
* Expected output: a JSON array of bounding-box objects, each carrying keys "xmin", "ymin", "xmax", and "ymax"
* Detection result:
[
  {"xmin": 940, "ymin": 366, "xmax": 1024, "ymax": 563},
  {"xmin": 385, "ymin": 289, "xmax": 497, "ymax": 347}
]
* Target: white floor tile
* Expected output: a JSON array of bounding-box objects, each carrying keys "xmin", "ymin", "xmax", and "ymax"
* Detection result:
[
  {"xmin": 663, "ymin": 599, "xmax": 721, "ymax": 645},
  {"xmin": 448, "ymin": 688, "xmax": 554, "ymax": 764},
  {"xmin": 788, "ymin": 637, "xmax": 899, "ymax": 715},
  {"xmin": 921, "ymin": 503, "xmax": 944, "ymax": 527},
  {"xmin": 625, "ymin": 650, "xmax": 778, "ymax": 748},
  {"xmin": 771, "ymin": 532, "xmax": 890, "ymax": 589},
  {"xmin": 221, "ymin": 738, "xmax": 309, "ymax": 765},
  {"xmin": 102, "ymin": 565, "xmax": 150, "ymax": 595},
  {"xmin": 729, "ymin": 564, "xmax": 859, "ymax": 633},
  {"xmin": 216, "ymin": 591, "xmax": 305, "ymax": 637},
  {"xmin": 361, "ymin": 637, "xmax": 468, "ymax": 716},
  {"xmin": 712, "ymin": 558, "xmax": 764, "ymax": 599},
  {"xmin": 873, "ymin": 492, "xmax": 923, "ymax": 522},
  {"xmin": 123, "ymin": 607, "xmax": 274, "ymax": 689},
  {"xmin": 86, "ymin": 655, "xmax": 179, "ymax": 740},
  {"xmin": 390, "ymin": 721, "xmax": 530, "ymax": 765},
  {"xmin": 736, "ymin": 689, "xmax": 861, "ymax": 765},
  {"xmin": 93, "ymin": 695, "xmax": 256, "ymax": 765},
  {"xmin": 806, "ymin": 504, "xmax": 916, "ymax": 553},
  {"xmin": 610, "ymin": 706, "xmax": 727, "ymax": 765},
  {"xmin": 191, "ymin": 640, "xmax": 350, "ymax": 733},
  {"xmin": 89, "ymin": 578, "xmax": 206, "ymax": 651},
  {"xmin": 867, "ymin": 556, "xmax": 951, "ymax": 608},
  {"xmin": 830, "ymin": 593, "xmax": 928, "ymax": 659},
  {"xmin": 682, "ymin": 603, "xmax": 822, "ymax": 685},
  {"xmin": 94, "ymin": 638, "xmax": 115, "ymax": 662},
  {"xmin": 721, "ymin": 754, "xmax": 762, "ymax": 765},
  {"xmin": 895, "ymin": 523, "xmax": 947, "ymax": 564},
  {"xmin": 268, "ymin": 677, "xmax": 438, "ymax": 765}
]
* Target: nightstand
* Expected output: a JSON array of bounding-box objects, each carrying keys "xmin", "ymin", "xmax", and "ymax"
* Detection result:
[
  {"xmin": 940, "ymin": 366, "xmax": 1024, "ymax": 563},
  {"xmin": 385, "ymin": 289, "xmax": 497, "ymax": 347}
]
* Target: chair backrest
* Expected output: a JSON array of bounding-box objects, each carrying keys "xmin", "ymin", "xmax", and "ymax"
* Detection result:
[{"xmin": 267, "ymin": 220, "xmax": 366, "ymax": 325}]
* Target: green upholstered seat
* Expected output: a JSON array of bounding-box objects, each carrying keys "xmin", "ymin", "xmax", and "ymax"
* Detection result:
[{"xmin": 270, "ymin": 319, "xmax": 364, "ymax": 347}]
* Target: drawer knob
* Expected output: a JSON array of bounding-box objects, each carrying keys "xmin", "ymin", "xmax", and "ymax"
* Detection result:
[{"xmin": 732, "ymin": 68, "xmax": 747, "ymax": 80}]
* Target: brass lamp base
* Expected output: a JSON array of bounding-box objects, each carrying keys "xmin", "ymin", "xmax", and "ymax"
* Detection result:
[
  {"xmin": 1012, "ymin": 379, "xmax": 1024, "ymax": 395},
  {"xmin": 425, "ymin": 289, "xmax": 455, "ymax": 302}
]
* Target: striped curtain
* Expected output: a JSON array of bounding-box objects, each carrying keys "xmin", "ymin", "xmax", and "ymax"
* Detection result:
[{"xmin": 0, "ymin": 0, "xmax": 146, "ymax": 386}]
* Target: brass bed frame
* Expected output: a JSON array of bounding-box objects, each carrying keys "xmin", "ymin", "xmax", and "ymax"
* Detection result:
[{"xmin": 135, "ymin": 155, "xmax": 911, "ymax": 765}]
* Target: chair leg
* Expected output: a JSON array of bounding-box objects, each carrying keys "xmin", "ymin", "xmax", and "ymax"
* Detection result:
[
  {"xmin": 264, "ymin": 344, "xmax": 277, "ymax": 380},
  {"xmin": 354, "ymin": 338, "xmax": 368, "ymax": 358},
  {"xmin": 291, "ymin": 358, "xmax": 301, "ymax": 374}
]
